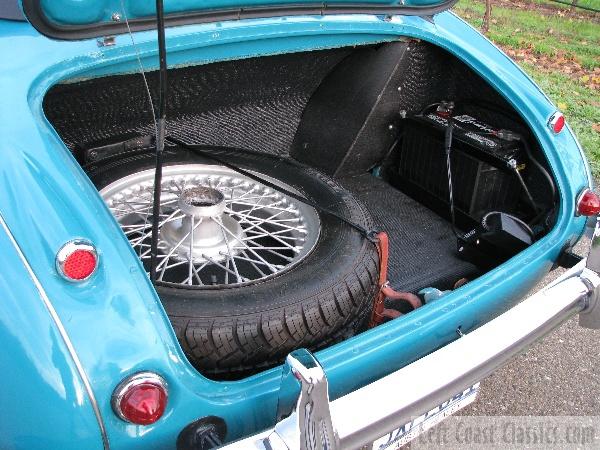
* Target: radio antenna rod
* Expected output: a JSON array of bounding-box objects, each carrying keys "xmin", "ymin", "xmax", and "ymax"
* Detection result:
[{"xmin": 149, "ymin": 0, "xmax": 168, "ymax": 284}]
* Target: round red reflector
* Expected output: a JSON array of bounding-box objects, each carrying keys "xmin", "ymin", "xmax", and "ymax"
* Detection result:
[
  {"xmin": 577, "ymin": 189, "xmax": 600, "ymax": 217},
  {"xmin": 112, "ymin": 373, "xmax": 168, "ymax": 426},
  {"xmin": 553, "ymin": 115, "xmax": 565, "ymax": 133},
  {"xmin": 56, "ymin": 240, "xmax": 98, "ymax": 281},
  {"xmin": 548, "ymin": 112, "xmax": 565, "ymax": 134},
  {"xmin": 63, "ymin": 250, "xmax": 96, "ymax": 280}
]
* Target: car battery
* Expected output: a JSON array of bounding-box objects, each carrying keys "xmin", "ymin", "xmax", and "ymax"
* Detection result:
[{"xmin": 393, "ymin": 111, "xmax": 523, "ymax": 226}]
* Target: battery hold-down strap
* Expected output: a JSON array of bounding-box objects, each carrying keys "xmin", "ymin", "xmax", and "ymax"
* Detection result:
[
  {"xmin": 167, "ymin": 138, "xmax": 420, "ymax": 328},
  {"xmin": 368, "ymin": 232, "xmax": 423, "ymax": 327}
]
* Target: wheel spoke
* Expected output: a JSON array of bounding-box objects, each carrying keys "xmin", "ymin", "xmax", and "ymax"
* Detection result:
[
  {"xmin": 233, "ymin": 252, "xmax": 284, "ymax": 269},
  {"xmin": 237, "ymin": 219, "xmax": 301, "ymax": 253},
  {"xmin": 112, "ymin": 197, "xmax": 178, "ymax": 219},
  {"xmin": 156, "ymin": 217, "xmax": 204, "ymax": 275},
  {"xmin": 125, "ymin": 220, "xmax": 181, "ymax": 236},
  {"xmin": 242, "ymin": 232, "xmax": 304, "ymax": 243},
  {"xmin": 236, "ymin": 209, "xmax": 289, "ymax": 234},
  {"xmin": 202, "ymin": 252, "xmax": 248, "ymax": 281},
  {"xmin": 214, "ymin": 218, "xmax": 242, "ymax": 283},
  {"xmin": 188, "ymin": 216, "xmax": 194, "ymax": 285},
  {"xmin": 226, "ymin": 209, "xmax": 306, "ymax": 234},
  {"xmin": 158, "ymin": 260, "xmax": 188, "ymax": 281},
  {"xmin": 228, "ymin": 201, "xmax": 292, "ymax": 214},
  {"xmin": 214, "ymin": 216, "xmax": 280, "ymax": 273},
  {"xmin": 129, "ymin": 211, "xmax": 185, "ymax": 246},
  {"xmin": 191, "ymin": 261, "xmax": 208, "ymax": 285}
]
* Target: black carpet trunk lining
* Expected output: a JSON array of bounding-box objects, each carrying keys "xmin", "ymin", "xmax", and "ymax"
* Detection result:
[
  {"xmin": 339, "ymin": 174, "xmax": 479, "ymax": 293},
  {"xmin": 43, "ymin": 41, "xmax": 527, "ymax": 166},
  {"xmin": 42, "ymin": 41, "xmax": 526, "ymax": 292},
  {"xmin": 43, "ymin": 49, "xmax": 351, "ymax": 156}
]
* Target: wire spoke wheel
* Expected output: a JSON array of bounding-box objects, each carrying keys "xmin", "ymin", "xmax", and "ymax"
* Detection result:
[
  {"xmin": 100, "ymin": 164, "xmax": 320, "ymax": 288},
  {"xmin": 90, "ymin": 151, "xmax": 377, "ymax": 376}
]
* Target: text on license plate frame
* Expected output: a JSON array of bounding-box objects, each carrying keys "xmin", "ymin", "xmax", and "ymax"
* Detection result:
[{"xmin": 372, "ymin": 383, "xmax": 481, "ymax": 450}]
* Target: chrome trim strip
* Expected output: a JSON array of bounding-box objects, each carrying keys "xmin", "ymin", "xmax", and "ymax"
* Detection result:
[
  {"xmin": 221, "ymin": 261, "xmax": 598, "ymax": 450},
  {"xmin": 0, "ymin": 213, "xmax": 110, "ymax": 450}
]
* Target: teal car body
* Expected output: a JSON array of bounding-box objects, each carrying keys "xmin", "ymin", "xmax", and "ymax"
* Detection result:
[{"xmin": 0, "ymin": 1, "xmax": 591, "ymax": 448}]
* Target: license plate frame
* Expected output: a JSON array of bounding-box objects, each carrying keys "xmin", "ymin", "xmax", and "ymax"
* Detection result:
[{"xmin": 371, "ymin": 383, "xmax": 480, "ymax": 450}]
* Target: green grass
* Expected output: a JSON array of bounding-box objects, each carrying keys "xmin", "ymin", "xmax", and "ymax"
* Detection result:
[
  {"xmin": 533, "ymin": 0, "xmax": 600, "ymax": 11},
  {"xmin": 576, "ymin": 0, "xmax": 600, "ymax": 9},
  {"xmin": 454, "ymin": 0, "xmax": 599, "ymax": 68},
  {"xmin": 525, "ymin": 0, "xmax": 600, "ymax": 11},
  {"xmin": 453, "ymin": 0, "xmax": 600, "ymax": 176}
]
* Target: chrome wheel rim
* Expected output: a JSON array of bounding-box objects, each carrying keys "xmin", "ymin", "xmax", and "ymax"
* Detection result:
[{"xmin": 100, "ymin": 164, "xmax": 320, "ymax": 287}]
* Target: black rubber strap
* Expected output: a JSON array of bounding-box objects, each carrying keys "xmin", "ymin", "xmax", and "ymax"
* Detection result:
[{"xmin": 166, "ymin": 136, "xmax": 379, "ymax": 242}]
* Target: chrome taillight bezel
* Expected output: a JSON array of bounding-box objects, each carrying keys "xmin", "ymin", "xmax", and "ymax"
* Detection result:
[{"xmin": 55, "ymin": 239, "xmax": 98, "ymax": 282}]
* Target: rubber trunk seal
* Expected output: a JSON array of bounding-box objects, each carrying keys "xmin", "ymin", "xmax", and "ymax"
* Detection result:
[{"xmin": 22, "ymin": 0, "xmax": 457, "ymax": 40}]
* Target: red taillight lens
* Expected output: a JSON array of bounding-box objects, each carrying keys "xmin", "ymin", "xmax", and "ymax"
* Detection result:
[
  {"xmin": 112, "ymin": 373, "xmax": 168, "ymax": 425},
  {"xmin": 56, "ymin": 240, "xmax": 98, "ymax": 281},
  {"xmin": 548, "ymin": 112, "xmax": 565, "ymax": 134},
  {"xmin": 577, "ymin": 189, "xmax": 600, "ymax": 217},
  {"xmin": 118, "ymin": 383, "xmax": 167, "ymax": 425}
]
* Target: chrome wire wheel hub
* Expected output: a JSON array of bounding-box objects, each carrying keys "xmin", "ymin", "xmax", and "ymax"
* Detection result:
[
  {"xmin": 100, "ymin": 163, "xmax": 320, "ymax": 287},
  {"xmin": 160, "ymin": 186, "xmax": 245, "ymax": 264}
]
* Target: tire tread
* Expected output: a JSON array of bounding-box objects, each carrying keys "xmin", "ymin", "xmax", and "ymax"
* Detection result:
[{"xmin": 175, "ymin": 238, "xmax": 379, "ymax": 377}]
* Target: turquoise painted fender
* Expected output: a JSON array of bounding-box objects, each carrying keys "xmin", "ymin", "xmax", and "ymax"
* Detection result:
[{"xmin": 0, "ymin": 217, "xmax": 103, "ymax": 449}]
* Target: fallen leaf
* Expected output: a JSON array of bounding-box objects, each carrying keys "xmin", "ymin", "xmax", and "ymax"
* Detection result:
[
  {"xmin": 557, "ymin": 102, "xmax": 568, "ymax": 110},
  {"xmin": 580, "ymin": 75, "xmax": 590, "ymax": 83},
  {"xmin": 593, "ymin": 124, "xmax": 600, "ymax": 133}
]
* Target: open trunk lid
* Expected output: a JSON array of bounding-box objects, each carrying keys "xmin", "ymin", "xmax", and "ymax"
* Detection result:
[{"xmin": 21, "ymin": 0, "xmax": 456, "ymax": 39}]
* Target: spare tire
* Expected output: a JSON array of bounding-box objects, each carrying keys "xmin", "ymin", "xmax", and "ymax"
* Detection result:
[{"xmin": 89, "ymin": 148, "xmax": 379, "ymax": 377}]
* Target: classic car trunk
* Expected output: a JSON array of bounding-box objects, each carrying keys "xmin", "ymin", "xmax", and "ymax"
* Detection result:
[{"xmin": 43, "ymin": 39, "xmax": 558, "ymax": 374}]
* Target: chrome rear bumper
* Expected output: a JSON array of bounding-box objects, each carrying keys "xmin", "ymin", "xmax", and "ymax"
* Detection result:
[{"xmin": 222, "ymin": 253, "xmax": 600, "ymax": 450}]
